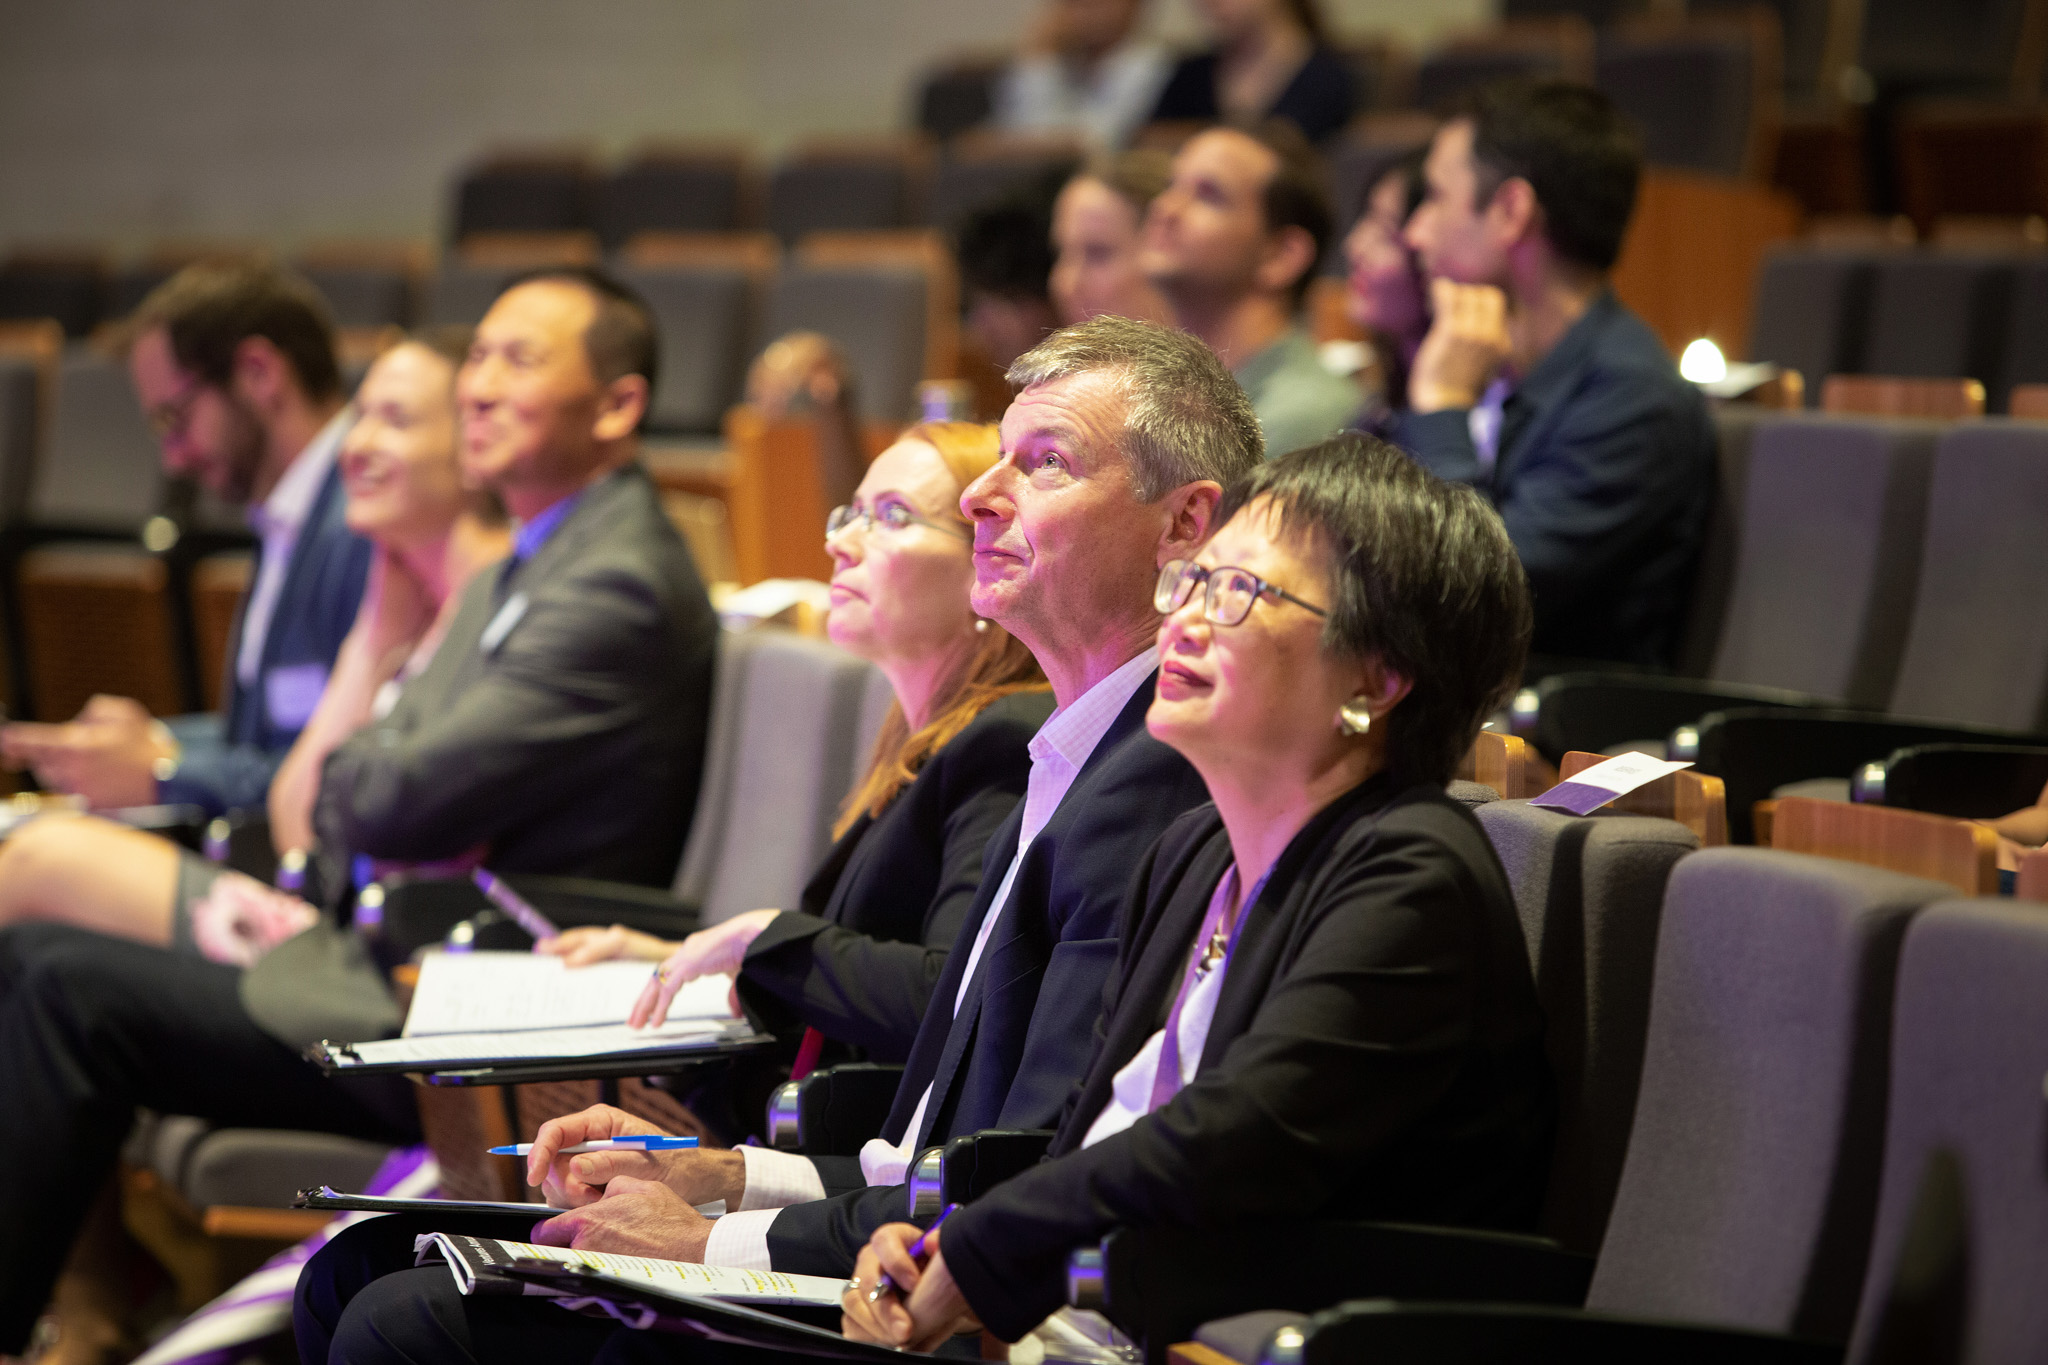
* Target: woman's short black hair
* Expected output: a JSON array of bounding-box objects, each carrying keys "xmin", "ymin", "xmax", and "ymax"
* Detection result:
[{"xmin": 1217, "ymin": 432, "xmax": 1532, "ymax": 789}]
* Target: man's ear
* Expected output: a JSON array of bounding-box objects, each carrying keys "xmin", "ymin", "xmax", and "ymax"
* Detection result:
[
  {"xmin": 593, "ymin": 373, "xmax": 650, "ymax": 443},
  {"xmin": 229, "ymin": 335, "xmax": 294, "ymax": 414},
  {"xmin": 1157, "ymin": 480, "xmax": 1223, "ymax": 565},
  {"xmin": 1255, "ymin": 224, "xmax": 1319, "ymax": 298},
  {"xmin": 1488, "ymin": 177, "xmax": 1541, "ymax": 250}
]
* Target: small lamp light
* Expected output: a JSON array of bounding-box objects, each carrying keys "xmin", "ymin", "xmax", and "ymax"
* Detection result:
[{"xmin": 1680, "ymin": 337, "xmax": 1727, "ymax": 384}]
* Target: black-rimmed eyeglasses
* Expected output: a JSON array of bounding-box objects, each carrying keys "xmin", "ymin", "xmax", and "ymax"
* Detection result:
[
  {"xmin": 1155, "ymin": 559, "xmax": 1329, "ymax": 626},
  {"xmin": 825, "ymin": 502, "xmax": 970, "ymax": 542}
]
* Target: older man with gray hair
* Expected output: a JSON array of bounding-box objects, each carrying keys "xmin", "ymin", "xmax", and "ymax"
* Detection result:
[{"xmin": 295, "ymin": 315, "xmax": 1266, "ymax": 1365}]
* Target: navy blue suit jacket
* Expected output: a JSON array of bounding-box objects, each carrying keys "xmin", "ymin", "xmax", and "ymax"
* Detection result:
[
  {"xmin": 762, "ymin": 673, "xmax": 1212, "ymax": 1276},
  {"xmin": 1396, "ymin": 291, "xmax": 1713, "ymax": 668},
  {"xmin": 159, "ymin": 458, "xmax": 370, "ymax": 816}
]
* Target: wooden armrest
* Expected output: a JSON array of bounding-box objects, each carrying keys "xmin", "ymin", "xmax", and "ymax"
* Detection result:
[{"xmin": 200, "ymin": 1205, "xmax": 335, "ymax": 1240}]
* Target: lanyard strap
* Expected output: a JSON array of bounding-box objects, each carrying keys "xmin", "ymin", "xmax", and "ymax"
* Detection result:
[{"xmin": 1147, "ymin": 860, "xmax": 1270, "ymax": 1112}]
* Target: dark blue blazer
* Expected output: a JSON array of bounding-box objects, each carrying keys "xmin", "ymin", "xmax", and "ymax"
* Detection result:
[
  {"xmin": 159, "ymin": 457, "xmax": 370, "ymax": 816},
  {"xmin": 1396, "ymin": 291, "xmax": 1714, "ymax": 668},
  {"xmin": 763, "ymin": 673, "xmax": 1213, "ymax": 1276}
]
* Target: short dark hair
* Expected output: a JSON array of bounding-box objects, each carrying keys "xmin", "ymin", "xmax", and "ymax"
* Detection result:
[
  {"xmin": 500, "ymin": 265, "xmax": 660, "ymax": 391},
  {"xmin": 1241, "ymin": 120, "xmax": 1335, "ymax": 308},
  {"xmin": 1216, "ymin": 433, "xmax": 1532, "ymax": 789},
  {"xmin": 132, "ymin": 261, "xmax": 341, "ymax": 402},
  {"xmin": 1457, "ymin": 80, "xmax": 1641, "ymax": 272},
  {"xmin": 956, "ymin": 169, "xmax": 1064, "ymax": 304}
]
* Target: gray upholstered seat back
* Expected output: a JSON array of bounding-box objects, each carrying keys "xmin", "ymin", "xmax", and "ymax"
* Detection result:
[
  {"xmin": 764, "ymin": 264, "xmax": 927, "ymax": 423},
  {"xmin": 1710, "ymin": 414, "xmax": 1941, "ymax": 708},
  {"xmin": 1476, "ymin": 800, "xmax": 1699, "ymax": 1254},
  {"xmin": 1746, "ymin": 249, "xmax": 1877, "ymax": 399},
  {"xmin": 419, "ymin": 262, "xmax": 515, "ymax": 327},
  {"xmin": 612, "ymin": 263, "xmax": 757, "ymax": 434},
  {"xmin": 1845, "ymin": 899, "xmax": 2048, "ymax": 1364},
  {"xmin": 0, "ymin": 356, "xmax": 38, "ymax": 526},
  {"xmin": 1588, "ymin": 848, "xmax": 1952, "ymax": 1341},
  {"xmin": 1861, "ymin": 254, "xmax": 2014, "ymax": 386},
  {"xmin": 671, "ymin": 628, "xmax": 881, "ymax": 924},
  {"xmin": 1595, "ymin": 27, "xmax": 1757, "ymax": 177},
  {"xmin": 37, "ymin": 350, "xmax": 162, "ymax": 530},
  {"xmin": 1884, "ymin": 422, "xmax": 2048, "ymax": 730}
]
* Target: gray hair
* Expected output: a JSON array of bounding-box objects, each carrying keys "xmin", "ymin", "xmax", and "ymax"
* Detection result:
[{"xmin": 1006, "ymin": 315, "xmax": 1264, "ymax": 500}]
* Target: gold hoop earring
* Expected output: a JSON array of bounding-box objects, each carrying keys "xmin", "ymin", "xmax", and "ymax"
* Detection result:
[{"xmin": 1337, "ymin": 699, "xmax": 1373, "ymax": 736}]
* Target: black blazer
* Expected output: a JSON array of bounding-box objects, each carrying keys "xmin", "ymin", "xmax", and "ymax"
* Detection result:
[
  {"xmin": 764, "ymin": 674, "xmax": 1213, "ymax": 1276},
  {"xmin": 1395, "ymin": 291, "xmax": 1715, "ymax": 668},
  {"xmin": 940, "ymin": 773, "xmax": 1555, "ymax": 1341},
  {"xmin": 736, "ymin": 689, "xmax": 1055, "ymax": 1062},
  {"xmin": 162, "ymin": 456, "xmax": 371, "ymax": 815},
  {"xmin": 314, "ymin": 463, "xmax": 717, "ymax": 887},
  {"xmin": 1150, "ymin": 46, "xmax": 1357, "ymax": 144}
]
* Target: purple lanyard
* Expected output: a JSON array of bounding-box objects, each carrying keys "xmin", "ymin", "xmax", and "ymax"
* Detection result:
[{"xmin": 1147, "ymin": 860, "xmax": 1271, "ymax": 1112}]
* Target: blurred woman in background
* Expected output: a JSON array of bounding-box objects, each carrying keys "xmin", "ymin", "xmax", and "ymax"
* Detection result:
[
  {"xmin": 1150, "ymin": 0, "xmax": 1355, "ymax": 144},
  {"xmin": 1344, "ymin": 147, "xmax": 1430, "ymax": 435},
  {"xmin": 1050, "ymin": 148, "xmax": 1174, "ymax": 326}
]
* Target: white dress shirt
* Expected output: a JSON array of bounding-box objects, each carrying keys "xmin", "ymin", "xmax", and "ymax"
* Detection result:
[
  {"xmin": 994, "ymin": 40, "xmax": 1172, "ymax": 148},
  {"xmin": 235, "ymin": 409, "xmax": 350, "ymax": 687},
  {"xmin": 701, "ymin": 646, "xmax": 1161, "ymax": 1270}
]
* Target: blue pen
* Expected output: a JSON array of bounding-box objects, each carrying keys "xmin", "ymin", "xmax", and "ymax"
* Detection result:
[
  {"xmin": 488, "ymin": 1136, "xmax": 700, "ymax": 1156},
  {"xmin": 473, "ymin": 868, "xmax": 561, "ymax": 942},
  {"xmin": 867, "ymin": 1202, "xmax": 958, "ymax": 1303}
]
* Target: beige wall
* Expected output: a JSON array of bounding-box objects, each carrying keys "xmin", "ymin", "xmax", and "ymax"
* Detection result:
[{"xmin": 0, "ymin": 0, "xmax": 1487, "ymax": 252}]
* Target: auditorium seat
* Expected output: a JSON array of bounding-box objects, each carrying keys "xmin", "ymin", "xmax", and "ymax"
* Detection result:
[
  {"xmin": 1128, "ymin": 848, "xmax": 1949, "ymax": 1363},
  {"xmin": 1860, "ymin": 742, "xmax": 2048, "ymax": 817},
  {"xmin": 1996, "ymin": 260, "xmax": 2048, "ymax": 408},
  {"xmin": 613, "ymin": 251, "xmax": 764, "ymax": 434},
  {"xmin": 1768, "ymin": 794, "xmax": 1998, "ymax": 896},
  {"xmin": 1822, "ymin": 374, "xmax": 1987, "ymax": 419},
  {"xmin": 295, "ymin": 242, "xmax": 426, "ymax": 330},
  {"xmin": 1746, "ymin": 247, "xmax": 1879, "ymax": 405},
  {"xmin": 1857, "ymin": 253, "xmax": 2015, "ymax": 389},
  {"xmin": 670, "ymin": 627, "xmax": 884, "ymax": 924},
  {"xmin": 419, "ymin": 232, "xmax": 600, "ymax": 326},
  {"xmin": 1843, "ymin": 899, "xmax": 2048, "ymax": 1361},
  {"xmin": 596, "ymin": 145, "xmax": 750, "ymax": 251},
  {"xmin": 1594, "ymin": 14, "xmax": 1776, "ymax": 179},
  {"xmin": 765, "ymin": 254, "xmax": 934, "ymax": 424},
  {"xmin": 1474, "ymin": 801, "xmax": 1698, "ymax": 1254},
  {"xmin": 766, "ymin": 139, "xmax": 929, "ymax": 243},
  {"xmin": 0, "ymin": 250, "xmax": 107, "ymax": 338},
  {"xmin": 1411, "ymin": 18, "xmax": 1595, "ymax": 112},
  {"xmin": 922, "ymin": 131, "xmax": 1079, "ymax": 232},
  {"xmin": 914, "ymin": 52, "xmax": 1006, "ymax": 142},
  {"xmin": 451, "ymin": 151, "xmax": 598, "ymax": 244},
  {"xmin": 0, "ymin": 351, "xmax": 46, "ymax": 529},
  {"xmin": 36, "ymin": 350, "xmax": 164, "ymax": 533},
  {"xmin": 19, "ymin": 545, "xmax": 182, "ymax": 719}
]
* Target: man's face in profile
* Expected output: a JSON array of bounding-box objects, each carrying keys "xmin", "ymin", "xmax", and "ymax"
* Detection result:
[
  {"xmin": 129, "ymin": 326, "xmax": 264, "ymax": 503},
  {"xmin": 1141, "ymin": 129, "xmax": 1278, "ymax": 302},
  {"xmin": 963, "ymin": 370, "xmax": 1157, "ymax": 652},
  {"xmin": 455, "ymin": 280, "xmax": 603, "ymax": 495},
  {"xmin": 1406, "ymin": 119, "xmax": 1511, "ymax": 289}
]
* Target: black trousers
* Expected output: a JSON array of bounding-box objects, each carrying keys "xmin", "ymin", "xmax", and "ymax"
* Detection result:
[
  {"xmin": 295, "ymin": 1213, "xmax": 779, "ymax": 1365},
  {"xmin": 0, "ymin": 922, "xmax": 419, "ymax": 1354}
]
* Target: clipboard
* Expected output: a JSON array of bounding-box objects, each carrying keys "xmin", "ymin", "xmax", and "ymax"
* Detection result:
[
  {"xmin": 293, "ymin": 1187, "xmax": 727, "ymax": 1220},
  {"xmin": 497, "ymin": 1260, "xmax": 930, "ymax": 1361},
  {"xmin": 307, "ymin": 1022, "xmax": 775, "ymax": 1086}
]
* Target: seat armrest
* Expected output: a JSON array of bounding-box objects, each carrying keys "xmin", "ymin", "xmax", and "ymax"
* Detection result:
[
  {"xmin": 1692, "ymin": 707, "xmax": 2048, "ymax": 844},
  {"xmin": 1266, "ymin": 1301, "xmax": 1843, "ymax": 1365},
  {"xmin": 941, "ymin": 1129, "xmax": 1053, "ymax": 1204},
  {"xmin": 764, "ymin": 1063, "xmax": 906, "ymax": 1156},
  {"xmin": 1079, "ymin": 1220, "xmax": 1593, "ymax": 1358},
  {"xmin": 906, "ymin": 1129, "xmax": 1054, "ymax": 1216},
  {"xmin": 1513, "ymin": 671, "xmax": 1831, "ymax": 762}
]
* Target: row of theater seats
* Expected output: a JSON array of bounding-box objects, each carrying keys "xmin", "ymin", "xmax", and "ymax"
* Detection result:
[
  {"xmin": 120, "ymin": 625, "xmax": 892, "ymax": 1301},
  {"xmin": 1517, "ymin": 405, "xmax": 2048, "ymax": 841},
  {"xmin": 1149, "ymin": 834, "xmax": 2044, "ymax": 1362},
  {"xmin": 1749, "ymin": 241, "xmax": 2048, "ymax": 413}
]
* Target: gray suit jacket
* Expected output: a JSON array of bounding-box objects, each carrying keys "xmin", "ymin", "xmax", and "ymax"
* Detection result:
[{"xmin": 242, "ymin": 463, "xmax": 717, "ymax": 1047}]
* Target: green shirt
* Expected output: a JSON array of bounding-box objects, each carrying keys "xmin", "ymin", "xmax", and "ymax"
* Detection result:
[{"xmin": 1232, "ymin": 327, "xmax": 1361, "ymax": 460}]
